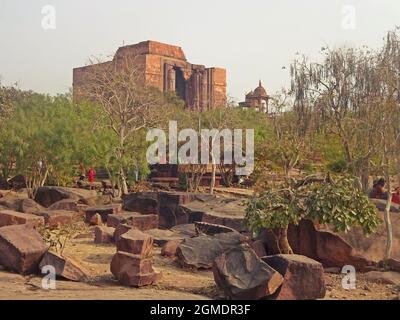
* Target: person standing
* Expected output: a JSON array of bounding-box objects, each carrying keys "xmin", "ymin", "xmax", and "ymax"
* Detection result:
[{"xmin": 88, "ymin": 167, "xmax": 96, "ymax": 189}]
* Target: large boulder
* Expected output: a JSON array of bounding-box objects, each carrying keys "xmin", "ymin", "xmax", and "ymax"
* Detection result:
[
  {"xmin": 122, "ymin": 192, "xmax": 158, "ymax": 214},
  {"xmin": 157, "ymin": 192, "xmax": 196, "ymax": 229},
  {"xmin": 143, "ymin": 229, "xmax": 183, "ymax": 246},
  {"xmin": 107, "ymin": 212, "xmax": 158, "ymax": 231},
  {"xmin": 287, "ymin": 219, "xmax": 374, "ymax": 270},
  {"xmin": 177, "ymin": 232, "xmax": 248, "ymax": 269},
  {"xmin": 0, "ymin": 191, "xmax": 28, "ymax": 211},
  {"xmin": 262, "ymin": 254, "xmax": 326, "ymax": 300},
  {"xmin": 110, "ymin": 251, "xmax": 160, "ymax": 287},
  {"xmin": 170, "ymin": 224, "xmax": 197, "ymax": 238},
  {"xmin": 35, "ymin": 210, "xmax": 77, "ymax": 228},
  {"xmin": 39, "ymin": 251, "xmax": 89, "ymax": 282},
  {"xmin": 113, "ymin": 223, "xmax": 132, "ymax": 242},
  {"xmin": 34, "ymin": 186, "xmax": 97, "ymax": 208},
  {"xmin": 18, "ymin": 198, "xmax": 44, "ymax": 215},
  {"xmin": 213, "ymin": 244, "xmax": 284, "ymax": 300},
  {"xmin": 364, "ymin": 271, "xmax": 400, "ymax": 285},
  {"xmin": 48, "ymin": 199, "xmax": 88, "ymax": 213},
  {"xmin": 180, "ymin": 195, "xmax": 246, "ymax": 232},
  {"xmin": 0, "ymin": 209, "xmax": 44, "ymax": 228},
  {"xmin": 0, "ymin": 224, "xmax": 49, "ymax": 274},
  {"xmin": 84, "ymin": 204, "xmax": 122, "ymax": 223},
  {"xmin": 161, "ymin": 239, "xmax": 183, "ymax": 257},
  {"xmin": 195, "ymin": 221, "xmax": 237, "ymax": 236},
  {"xmin": 116, "ymin": 229, "xmax": 153, "ymax": 257}
]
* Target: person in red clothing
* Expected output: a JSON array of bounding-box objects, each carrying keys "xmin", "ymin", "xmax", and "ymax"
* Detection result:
[
  {"xmin": 88, "ymin": 167, "xmax": 96, "ymax": 189},
  {"xmin": 392, "ymin": 187, "xmax": 400, "ymax": 205}
]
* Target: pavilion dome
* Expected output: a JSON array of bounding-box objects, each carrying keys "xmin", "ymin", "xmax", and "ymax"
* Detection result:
[{"xmin": 253, "ymin": 80, "xmax": 267, "ymax": 97}]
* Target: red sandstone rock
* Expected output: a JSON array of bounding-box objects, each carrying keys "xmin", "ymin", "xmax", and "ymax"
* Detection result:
[
  {"xmin": 213, "ymin": 244, "xmax": 284, "ymax": 300},
  {"xmin": 84, "ymin": 204, "xmax": 122, "ymax": 223},
  {"xmin": 144, "ymin": 229, "xmax": 183, "ymax": 246},
  {"xmin": 107, "ymin": 213, "xmax": 139, "ymax": 228},
  {"xmin": 262, "ymin": 254, "xmax": 326, "ymax": 300},
  {"xmin": 35, "ymin": 210, "xmax": 77, "ymax": 228},
  {"xmin": 0, "ymin": 224, "xmax": 49, "ymax": 274},
  {"xmin": 89, "ymin": 213, "xmax": 102, "ymax": 226},
  {"xmin": 194, "ymin": 221, "xmax": 237, "ymax": 236},
  {"xmin": 113, "ymin": 223, "xmax": 132, "ymax": 242},
  {"xmin": 39, "ymin": 251, "xmax": 89, "ymax": 282},
  {"xmin": 161, "ymin": 239, "xmax": 183, "ymax": 257},
  {"xmin": 122, "ymin": 192, "xmax": 158, "ymax": 214},
  {"xmin": 386, "ymin": 258, "xmax": 400, "ymax": 272},
  {"xmin": 94, "ymin": 226, "xmax": 115, "ymax": 244},
  {"xmin": 177, "ymin": 232, "xmax": 247, "ymax": 269},
  {"xmin": 250, "ymin": 240, "xmax": 267, "ymax": 258},
  {"xmin": 116, "ymin": 229, "xmax": 153, "ymax": 257},
  {"xmin": 48, "ymin": 199, "xmax": 88, "ymax": 213},
  {"xmin": 0, "ymin": 192, "xmax": 28, "ymax": 211},
  {"xmin": 0, "ymin": 209, "xmax": 44, "ymax": 228},
  {"xmin": 18, "ymin": 198, "xmax": 44, "ymax": 215},
  {"xmin": 34, "ymin": 186, "xmax": 97, "ymax": 208},
  {"xmin": 287, "ymin": 219, "xmax": 373, "ymax": 270},
  {"xmin": 157, "ymin": 192, "xmax": 196, "ymax": 229},
  {"xmin": 110, "ymin": 251, "xmax": 160, "ymax": 287}
]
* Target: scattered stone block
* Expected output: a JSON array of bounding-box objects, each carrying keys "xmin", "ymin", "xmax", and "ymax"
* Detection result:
[
  {"xmin": 195, "ymin": 221, "xmax": 236, "ymax": 236},
  {"xmin": 144, "ymin": 229, "xmax": 183, "ymax": 246},
  {"xmin": 113, "ymin": 223, "xmax": 132, "ymax": 242},
  {"xmin": 122, "ymin": 192, "xmax": 158, "ymax": 214},
  {"xmin": 35, "ymin": 210, "xmax": 76, "ymax": 228},
  {"xmin": 0, "ymin": 224, "xmax": 49, "ymax": 274},
  {"xmin": 18, "ymin": 198, "xmax": 44, "ymax": 215},
  {"xmin": 116, "ymin": 229, "xmax": 153, "ymax": 257},
  {"xmin": 262, "ymin": 254, "xmax": 326, "ymax": 300},
  {"xmin": 34, "ymin": 186, "xmax": 97, "ymax": 208},
  {"xmin": 161, "ymin": 239, "xmax": 183, "ymax": 257},
  {"xmin": 94, "ymin": 226, "xmax": 115, "ymax": 244},
  {"xmin": 48, "ymin": 199, "xmax": 88, "ymax": 213},
  {"xmin": 84, "ymin": 204, "xmax": 122, "ymax": 223},
  {"xmin": 213, "ymin": 244, "xmax": 284, "ymax": 300},
  {"xmin": 89, "ymin": 213, "xmax": 102, "ymax": 226},
  {"xmin": 110, "ymin": 251, "xmax": 160, "ymax": 287},
  {"xmin": 177, "ymin": 232, "xmax": 247, "ymax": 269},
  {"xmin": 39, "ymin": 251, "xmax": 89, "ymax": 282},
  {"xmin": 0, "ymin": 209, "xmax": 44, "ymax": 228},
  {"xmin": 250, "ymin": 240, "xmax": 267, "ymax": 258}
]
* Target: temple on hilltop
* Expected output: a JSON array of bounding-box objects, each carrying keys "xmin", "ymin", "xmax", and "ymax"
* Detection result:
[
  {"xmin": 73, "ymin": 40, "xmax": 227, "ymax": 111},
  {"xmin": 239, "ymin": 80, "xmax": 270, "ymax": 113}
]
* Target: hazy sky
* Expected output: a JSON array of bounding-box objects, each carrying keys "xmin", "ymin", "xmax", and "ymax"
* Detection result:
[{"xmin": 0, "ymin": 0, "xmax": 399, "ymax": 102}]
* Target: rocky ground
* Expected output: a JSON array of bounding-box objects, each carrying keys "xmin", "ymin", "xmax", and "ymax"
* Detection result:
[{"xmin": 0, "ymin": 233, "xmax": 398, "ymax": 300}]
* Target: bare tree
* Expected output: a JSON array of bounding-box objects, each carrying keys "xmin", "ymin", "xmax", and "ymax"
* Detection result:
[{"xmin": 76, "ymin": 54, "xmax": 172, "ymax": 194}]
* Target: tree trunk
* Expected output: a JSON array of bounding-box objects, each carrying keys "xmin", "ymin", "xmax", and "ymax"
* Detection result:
[
  {"xmin": 210, "ymin": 164, "xmax": 216, "ymax": 195},
  {"xmin": 273, "ymin": 227, "xmax": 294, "ymax": 254},
  {"xmin": 384, "ymin": 168, "xmax": 393, "ymax": 259},
  {"xmin": 120, "ymin": 167, "xmax": 129, "ymax": 195}
]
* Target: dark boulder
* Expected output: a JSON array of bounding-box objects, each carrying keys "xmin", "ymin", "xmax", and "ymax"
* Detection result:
[{"xmin": 213, "ymin": 244, "xmax": 284, "ymax": 300}]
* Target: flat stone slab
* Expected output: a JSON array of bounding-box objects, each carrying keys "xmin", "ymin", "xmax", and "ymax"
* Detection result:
[
  {"xmin": 35, "ymin": 210, "xmax": 77, "ymax": 228},
  {"xmin": 0, "ymin": 209, "xmax": 44, "ymax": 228}
]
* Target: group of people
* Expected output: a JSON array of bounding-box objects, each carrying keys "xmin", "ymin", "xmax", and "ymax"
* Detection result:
[
  {"xmin": 369, "ymin": 178, "xmax": 400, "ymax": 205},
  {"xmin": 79, "ymin": 165, "xmax": 96, "ymax": 189}
]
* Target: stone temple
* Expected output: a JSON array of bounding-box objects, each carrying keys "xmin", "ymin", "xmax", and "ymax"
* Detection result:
[{"xmin": 73, "ymin": 40, "xmax": 227, "ymax": 111}]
